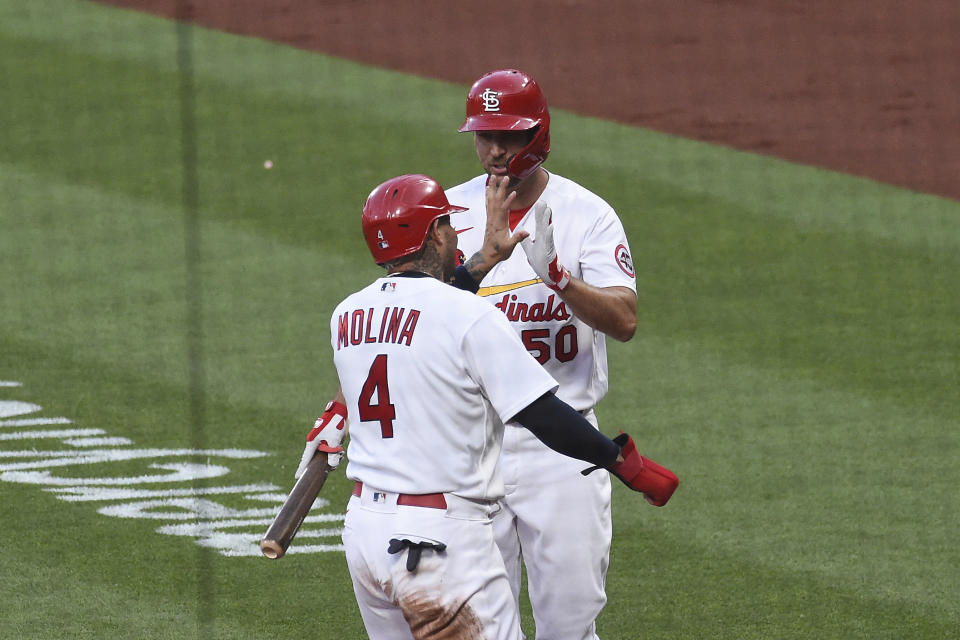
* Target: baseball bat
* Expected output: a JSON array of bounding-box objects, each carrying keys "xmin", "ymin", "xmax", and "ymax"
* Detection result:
[{"xmin": 260, "ymin": 451, "xmax": 332, "ymax": 559}]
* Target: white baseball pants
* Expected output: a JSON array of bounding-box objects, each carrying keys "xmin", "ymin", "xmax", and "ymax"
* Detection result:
[
  {"xmin": 343, "ymin": 484, "xmax": 522, "ymax": 640},
  {"xmin": 494, "ymin": 412, "xmax": 613, "ymax": 640}
]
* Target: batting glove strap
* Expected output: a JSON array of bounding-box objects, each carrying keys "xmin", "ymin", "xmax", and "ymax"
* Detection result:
[
  {"xmin": 295, "ymin": 401, "xmax": 348, "ymax": 478},
  {"xmin": 306, "ymin": 401, "xmax": 348, "ymax": 449},
  {"xmin": 606, "ymin": 432, "xmax": 679, "ymax": 507},
  {"xmin": 544, "ymin": 258, "xmax": 571, "ymax": 292}
]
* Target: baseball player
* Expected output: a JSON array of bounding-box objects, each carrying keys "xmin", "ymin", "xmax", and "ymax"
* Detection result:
[
  {"xmin": 311, "ymin": 173, "xmax": 676, "ymax": 640},
  {"xmin": 446, "ymin": 69, "xmax": 647, "ymax": 640}
]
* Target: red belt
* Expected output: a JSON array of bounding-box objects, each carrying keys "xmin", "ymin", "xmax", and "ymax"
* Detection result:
[{"xmin": 352, "ymin": 481, "xmax": 447, "ymax": 509}]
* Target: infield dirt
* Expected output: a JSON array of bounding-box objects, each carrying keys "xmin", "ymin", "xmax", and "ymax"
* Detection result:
[{"xmin": 98, "ymin": 0, "xmax": 959, "ymax": 201}]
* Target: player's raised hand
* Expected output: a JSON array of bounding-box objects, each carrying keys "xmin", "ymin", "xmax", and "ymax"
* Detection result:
[
  {"xmin": 521, "ymin": 201, "xmax": 571, "ymax": 291},
  {"xmin": 480, "ymin": 175, "xmax": 527, "ymax": 264},
  {"xmin": 295, "ymin": 400, "xmax": 348, "ymax": 478}
]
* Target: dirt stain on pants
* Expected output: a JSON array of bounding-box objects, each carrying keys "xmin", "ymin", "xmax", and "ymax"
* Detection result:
[{"xmin": 398, "ymin": 593, "xmax": 484, "ymax": 640}]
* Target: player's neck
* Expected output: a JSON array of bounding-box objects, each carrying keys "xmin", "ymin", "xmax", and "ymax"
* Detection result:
[
  {"xmin": 386, "ymin": 264, "xmax": 439, "ymax": 280},
  {"xmin": 386, "ymin": 251, "xmax": 444, "ymax": 281}
]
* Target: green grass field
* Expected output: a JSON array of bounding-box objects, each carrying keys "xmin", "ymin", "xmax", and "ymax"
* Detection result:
[{"xmin": 2, "ymin": 1, "xmax": 959, "ymax": 638}]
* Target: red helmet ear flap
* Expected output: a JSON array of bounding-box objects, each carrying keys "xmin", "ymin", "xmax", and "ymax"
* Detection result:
[{"xmin": 507, "ymin": 122, "xmax": 550, "ymax": 181}]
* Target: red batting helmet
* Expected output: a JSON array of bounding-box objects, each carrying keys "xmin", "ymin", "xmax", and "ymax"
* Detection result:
[
  {"xmin": 361, "ymin": 174, "xmax": 468, "ymax": 264},
  {"xmin": 460, "ymin": 69, "xmax": 551, "ymax": 180}
]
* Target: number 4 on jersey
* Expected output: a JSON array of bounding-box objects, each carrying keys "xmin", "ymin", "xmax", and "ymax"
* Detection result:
[{"xmin": 358, "ymin": 354, "xmax": 396, "ymax": 438}]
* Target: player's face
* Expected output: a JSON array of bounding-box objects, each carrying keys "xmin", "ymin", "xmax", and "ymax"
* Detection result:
[{"xmin": 474, "ymin": 130, "xmax": 533, "ymax": 186}]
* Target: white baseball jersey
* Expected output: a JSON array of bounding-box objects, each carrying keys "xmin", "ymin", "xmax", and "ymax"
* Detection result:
[
  {"xmin": 447, "ymin": 172, "xmax": 637, "ymax": 411},
  {"xmin": 332, "ymin": 273, "xmax": 558, "ymax": 501},
  {"xmin": 449, "ymin": 171, "xmax": 633, "ymax": 639}
]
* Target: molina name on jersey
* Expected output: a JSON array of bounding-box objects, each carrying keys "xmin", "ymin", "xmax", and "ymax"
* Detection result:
[
  {"xmin": 336, "ymin": 306, "xmax": 421, "ymax": 349},
  {"xmin": 330, "ymin": 275, "xmax": 557, "ymax": 500}
]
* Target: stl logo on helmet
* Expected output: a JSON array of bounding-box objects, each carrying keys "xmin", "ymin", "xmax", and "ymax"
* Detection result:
[{"xmin": 481, "ymin": 88, "xmax": 501, "ymax": 112}]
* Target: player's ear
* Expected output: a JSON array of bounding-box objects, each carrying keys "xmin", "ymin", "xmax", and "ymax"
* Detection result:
[
  {"xmin": 427, "ymin": 217, "xmax": 449, "ymax": 245},
  {"xmin": 426, "ymin": 218, "xmax": 442, "ymax": 245}
]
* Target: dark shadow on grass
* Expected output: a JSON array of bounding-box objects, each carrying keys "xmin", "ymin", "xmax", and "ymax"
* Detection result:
[{"xmin": 176, "ymin": 3, "xmax": 213, "ymax": 635}]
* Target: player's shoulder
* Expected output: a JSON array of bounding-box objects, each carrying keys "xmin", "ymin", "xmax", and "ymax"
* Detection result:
[
  {"xmin": 355, "ymin": 276, "xmax": 485, "ymax": 300},
  {"xmin": 545, "ymin": 172, "xmax": 616, "ymax": 213},
  {"xmin": 437, "ymin": 279, "xmax": 495, "ymax": 308},
  {"xmin": 408, "ymin": 280, "xmax": 504, "ymax": 341},
  {"xmin": 447, "ymin": 175, "xmax": 487, "ymax": 232},
  {"xmin": 427, "ymin": 281, "xmax": 502, "ymax": 325},
  {"xmin": 332, "ymin": 277, "xmax": 484, "ymax": 314},
  {"xmin": 445, "ymin": 174, "xmax": 486, "ymax": 201}
]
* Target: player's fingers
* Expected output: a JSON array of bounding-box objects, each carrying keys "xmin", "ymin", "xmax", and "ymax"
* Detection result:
[
  {"xmin": 485, "ymin": 180, "xmax": 504, "ymax": 208},
  {"xmin": 488, "ymin": 176, "xmax": 510, "ymax": 201},
  {"xmin": 503, "ymin": 189, "xmax": 518, "ymax": 210},
  {"xmin": 520, "ymin": 234, "xmax": 535, "ymax": 255},
  {"xmin": 486, "ymin": 175, "xmax": 507, "ymax": 195},
  {"xmin": 295, "ymin": 441, "xmax": 317, "ymax": 479},
  {"xmin": 532, "ymin": 201, "xmax": 551, "ymax": 226}
]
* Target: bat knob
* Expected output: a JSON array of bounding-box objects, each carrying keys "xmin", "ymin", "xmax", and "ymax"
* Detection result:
[{"xmin": 260, "ymin": 539, "xmax": 285, "ymax": 559}]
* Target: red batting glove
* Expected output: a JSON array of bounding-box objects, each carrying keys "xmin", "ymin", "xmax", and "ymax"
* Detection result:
[
  {"xmin": 608, "ymin": 432, "xmax": 679, "ymax": 506},
  {"xmin": 295, "ymin": 401, "xmax": 347, "ymax": 478}
]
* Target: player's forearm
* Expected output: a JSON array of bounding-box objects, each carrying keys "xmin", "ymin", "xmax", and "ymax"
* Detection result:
[
  {"xmin": 559, "ymin": 281, "xmax": 637, "ymax": 341},
  {"xmin": 511, "ymin": 392, "xmax": 620, "ymax": 467},
  {"xmin": 451, "ymin": 244, "xmax": 510, "ymax": 291},
  {"xmin": 461, "ymin": 250, "xmax": 497, "ymax": 287}
]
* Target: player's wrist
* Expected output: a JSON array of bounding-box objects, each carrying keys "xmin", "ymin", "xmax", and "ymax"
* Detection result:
[
  {"xmin": 452, "ymin": 264, "xmax": 481, "ymax": 293},
  {"xmin": 462, "ymin": 250, "xmax": 498, "ymax": 283},
  {"xmin": 545, "ymin": 264, "xmax": 571, "ymax": 292},
  {"xmin": 478, "ymin": 246, "xmax": 505, "ymax": 270},
  {"xmin": 607, "ymin": 432, "xmax": 679, "ymax": 507}
]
